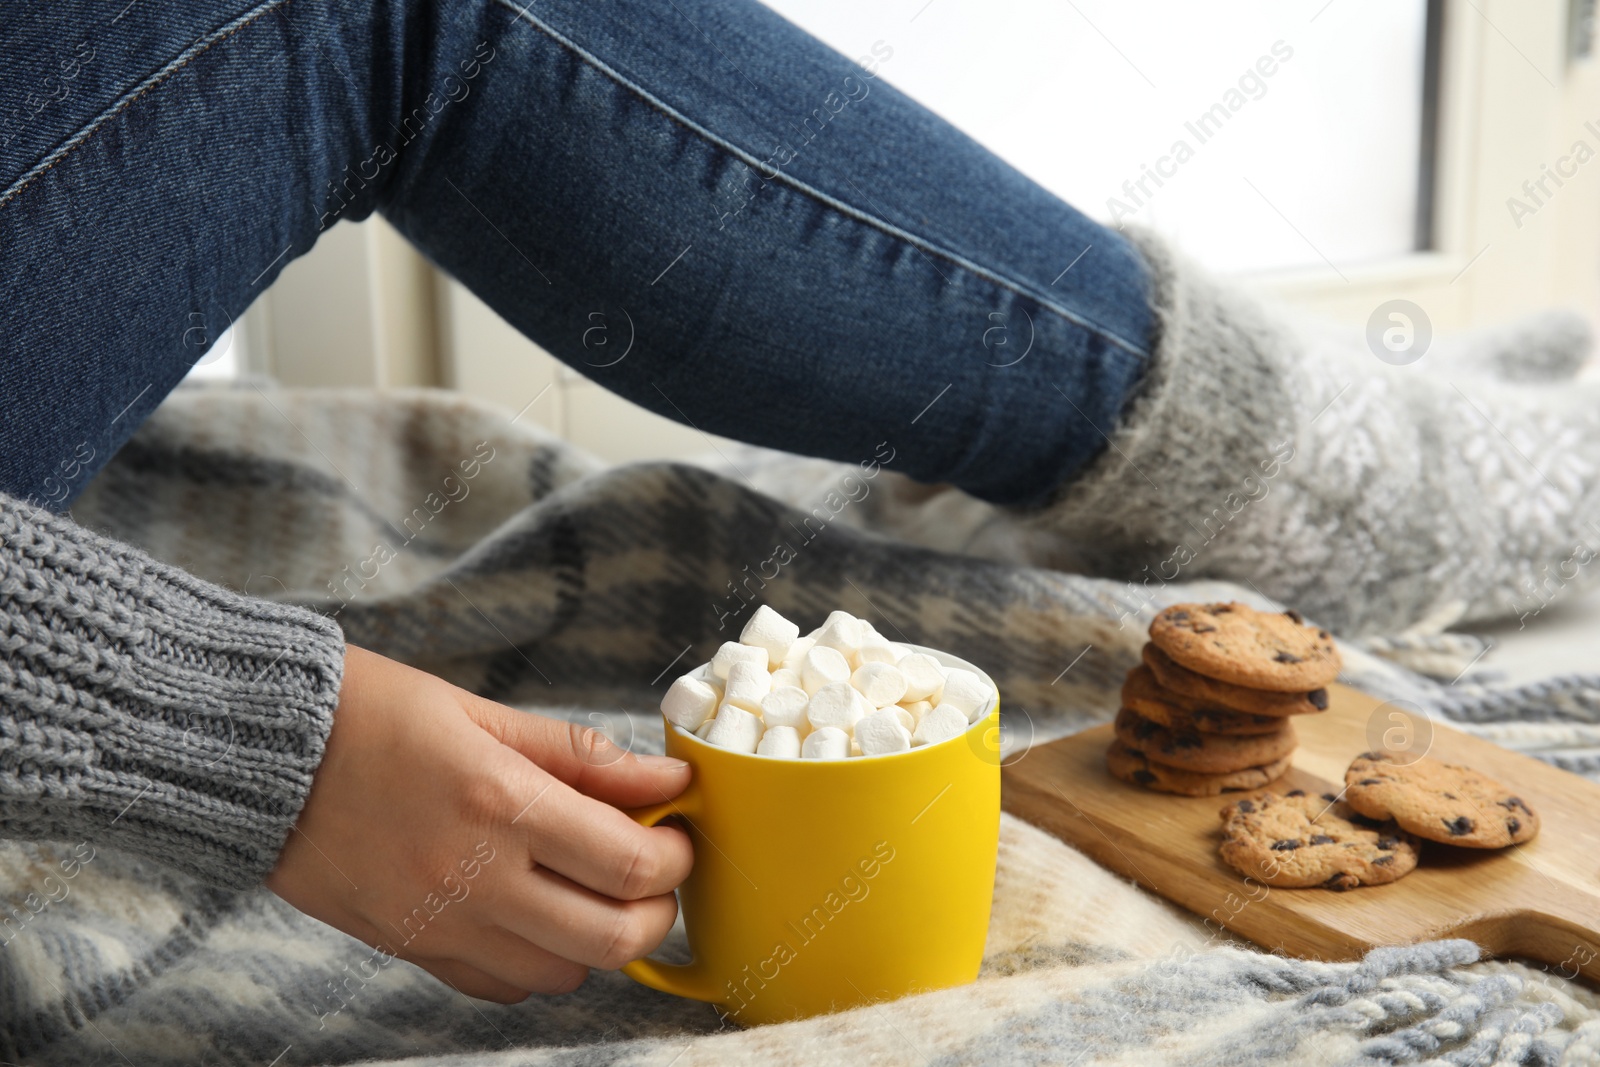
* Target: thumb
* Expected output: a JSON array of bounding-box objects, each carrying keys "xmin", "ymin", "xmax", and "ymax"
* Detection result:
[{"xmin": 459, "ymin": 692, "xmax": 692, "ymax": 808}]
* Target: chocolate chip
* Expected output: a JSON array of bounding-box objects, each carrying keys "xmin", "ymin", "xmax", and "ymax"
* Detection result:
[
  {"xmin": 1237, "ymin": 800, "xmax": 1255, "ymax": 813},
  {"xmin": 1442, "ymin": 792, "xmax": 1457, "ymax": 800},
  {"xmin": 1507, "ymin": 818, "xmax": 1521, "ymax": 835},
  {"xmin": 1270, "ymin": 839, "xmax": 1303, "ymax": 851},
  {"xmin": 1134, "ymin": 719, "xmax": 1160, "ymax": 740},
  {"xmin": 1284, "ymin": 609, "xmax": 1304, "ymax": 624},
  {"xmin": 1309, "ymin": 834, "xmax": 1334, "ymax": 845},
  {"xmin": 1287, "ymin": 789, "xmax": 1306, "ymax": 797},
  {"xmin": 1498, "ymin": 796, "xmax": 1526, "ymax": 812},
  {"xmin": 1358, "ymin": 751, "xmax": 1382, "ymax": 761},
  {"xmin": 1443, "ymin": 816, "xmax": 1475, "ymax": 836},
  {"xmin": 1318, "ymin": 630, "xmax": 1331, "ymax": 640},
  {"xmin": 1376, "ymin": 836, "xmax": 1399, "ymax": 850},
  {"xmin": 1321, "ymin": 792, "xmax": 1338, "ymax": 802},
  {"xmin": 1358, "ymin": 778, "xmax": 1382, "ymax": 786},
  {"xmin": 1273, "ymin": 651, "xmax": 1303, "ymax": 664},
  {"xmin": 1323, "ymin": 872, "xmax": 1352, "ymax": 891},
  {"xmin": 1133, "ymin": 770, "xmax": 1157, "ymax": 785},
  {"xmin": 1373, "ymin": 855, "xmax": 1394, "ymax": 866},
  {"xmin": 1170, "ymin": 735, "xmax": 1203, "ymax": 750},
  {"xmin": 1171, "ymin": 610, "xmax": 1190, "ymax": 621},
  {"xmin": 1191, "ymin": 623, "xmax": 1217, "ymax": 633},
  {"xmin": 1308, "ymin": 689, "xmax": 1329, "ymax": 710},
  {"xmin": 1212, "ymin": 604, "xmax": 1233, "ymax": 613}
]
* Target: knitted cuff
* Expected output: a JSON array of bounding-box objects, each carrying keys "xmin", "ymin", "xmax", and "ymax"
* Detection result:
[
  {"xmin": 0, "ymin": 495, "xmax": 346, "ymax": 889},
  {"xmin": 1028, "ymin": 228, "xmax": 1297, "ymax": 549}
]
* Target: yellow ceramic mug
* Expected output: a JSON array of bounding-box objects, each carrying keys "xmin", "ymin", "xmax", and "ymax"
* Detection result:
[{"xmin": 623, "ymin": 647, "xmax": 1000, "ymax": 1025}]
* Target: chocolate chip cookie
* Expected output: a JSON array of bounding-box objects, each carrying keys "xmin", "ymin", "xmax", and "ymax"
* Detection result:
[
  {"xmin": 1106, "ymin": 739, "xmax": 1293, "ymax": 796},
  {"xmin": 1122, "ymin": 666, "xmax": 1285, "ymax": 734},
  {"xmin": 1113, "ymin": 708, "xmax": 1296, "ymax": 773},
  {"xmin": 1218, "ymin": 791, "xmax": 1420, "ymax": 889},
  {"xmin": 1343, "ymin": 752, "xmax": 1539, "ymax": 849},
  {"xmin": 1149, "ymin": 602, "xmax": 1341, "ymax": 692},
  {"xmin": 1142, "ymin": 645, "xmax": 1330, "ymax": 718}
]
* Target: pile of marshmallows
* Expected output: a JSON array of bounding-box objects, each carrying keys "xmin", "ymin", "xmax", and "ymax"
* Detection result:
[{"xmin": 660, "ymin": 606, "xmax": 996, "ymax": 760}]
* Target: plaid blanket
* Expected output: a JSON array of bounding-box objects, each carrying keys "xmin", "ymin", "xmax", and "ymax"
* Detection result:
[{"xmin": 5, "ymin": 383, "xmax": 1600, "ymax": 1066}]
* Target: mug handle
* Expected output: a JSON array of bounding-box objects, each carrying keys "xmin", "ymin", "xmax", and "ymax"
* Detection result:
[{"xmin": 620, "ymin": 786, "xmax": 722, "ymax": 1003}]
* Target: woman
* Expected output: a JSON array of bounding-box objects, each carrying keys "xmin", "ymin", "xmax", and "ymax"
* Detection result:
[{"xmin": 2, "ymin": 0, "xmax": 1595, "ymax": 1004}]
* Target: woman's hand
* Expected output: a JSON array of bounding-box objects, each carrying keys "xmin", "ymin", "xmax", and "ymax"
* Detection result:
[{"xmin": 266, "ymin": 644, "xmax": 693, "ymax": 1003}]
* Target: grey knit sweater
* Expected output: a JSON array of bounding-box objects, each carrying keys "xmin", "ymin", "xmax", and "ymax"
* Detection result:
[{"xmin": 0, "ymin": 493, "xmax": 345, "ymax": 889}]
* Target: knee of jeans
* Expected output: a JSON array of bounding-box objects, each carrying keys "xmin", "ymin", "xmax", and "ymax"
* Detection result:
[{"xmin": 314, "ymin": 0, "xmax": 506, "ymax": 215}]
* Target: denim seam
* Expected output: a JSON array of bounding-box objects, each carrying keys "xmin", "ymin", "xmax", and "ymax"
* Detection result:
[
  {"xmin": 492, "ymin": 0, "xmax": 1151, "ymax": 362},
  {"xmin": 0, "ymin": 0, "xmax": 293, "ymax": 213}
]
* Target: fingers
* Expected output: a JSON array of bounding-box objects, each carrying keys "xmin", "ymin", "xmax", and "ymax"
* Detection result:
[
  {"xmin": 504, "ymin": 768, "xmax": 694, "ymax": 900},
  {"xmin": 496, "ymin": 865, "xmax": 680, "ymax": 970},
  {"xmin": 466, "ymin": 926, "xmax": 591, "ymax": 995},
  {"xmin": 416, "ymin": 935, "xmax": 589, "ymax": 1001},
  {"xmin": 462, "ymin": 693, "xmax": 693, "ymax": 808},
  {"xmin": 414, "ymin": 956, "xmax": 533, "ymax": 1004}
]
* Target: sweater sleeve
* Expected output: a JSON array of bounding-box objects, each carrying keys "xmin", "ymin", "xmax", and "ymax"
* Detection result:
[{"xmin": 0, "ymin": 493, "xmax": 346, "ymax": 890}]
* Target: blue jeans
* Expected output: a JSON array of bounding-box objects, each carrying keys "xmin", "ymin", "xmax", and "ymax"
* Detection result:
[{"xmin": 1, "ymin": 0, "xmax": 1153, "ymax": 511}]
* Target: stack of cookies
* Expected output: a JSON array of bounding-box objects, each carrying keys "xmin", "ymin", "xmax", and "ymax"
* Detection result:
[{"xmin": 1106, "ymin": 601, "xmax": 1342, "ymax": 796}]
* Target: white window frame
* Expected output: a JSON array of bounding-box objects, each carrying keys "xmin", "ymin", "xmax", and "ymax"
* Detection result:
[{"xmin": 1255, "ymin": 0, "xmax": 1600, "ymax": 333}]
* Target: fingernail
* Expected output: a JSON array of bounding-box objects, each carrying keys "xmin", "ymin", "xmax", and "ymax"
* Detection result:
[{"xmin": 635, "ymin": 754, "xmax": 689, "ymax": 771}]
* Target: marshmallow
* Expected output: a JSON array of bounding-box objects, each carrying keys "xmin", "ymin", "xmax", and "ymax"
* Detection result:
[
  {"xmin": 740, "ymin": 605, "xmax": 800, "ymax": 662},
  {"xmin": 723, "ymin": 661, "xmax": 772, "ymax": 712},
  {"xmin": 757, "ymin": 725, "xmax": 803, "ymax": 758},
  {"xmin": 820, "ymin": 609, "xmax": 859, "ymax": 632},
  {"xmin": 939, "ymin": 668, "xmax": 996, "ymax": 723},
  {"xmin": 711, "ymin": 641, "xmax": 768, "ymax": 679},
  {"xmin": 801, "ymin": 726, "xmax": 851, "ymax": 760},
  {"xmin": 897, "ymin": 653, "xmax": 946, "ymax": 703},
  {"xmin": 760, "ymin": 685, "xmax": 812, "ymax": 731},
  {"xmin": 780, "ymin": 636, "xmax": 816, "ymax": 673},
  {"xmin": 769, "ymin": 667, "xmax": 803, "ymax": 691},
  {"xmin": 800, "ymin": 646, "xmax": 852, "ymax": 694},
  {"xmin": 704, "ymin": 704, "xmax": 762, "ymax": 753},
  {"xmin": 892, "ymin": 706, "xmax": 916, "ymax": 732},
  {"xmin": 855, "ymin": 687, "xmax": 877, "ymax": 717},
  {"xmin": 687, "ymin": 661, "xmax": 725, "ymax": 699},
  {"xmin": 899, "ymin": 700, "xmax": 933, "ymax": 726},
  {"xmin": 855, "ymin": 635, "xmax": 902, "ymax": 666},
  {"xmin": 851, "ymin": 662, "xmax": 907, "ymax": 708},
  {"xmin": 814, "ymin": 613, "xmax": 867, "ymax": 658},
  {"xmin": 856, "ymin": 710, "xmax": 912, "ymax": 756},
  {"xmin": 807, "ymin": 681, "xmax": 866, "ymax": 735},
  {"xmin": 661, "ymin": 675, "xmax": 720, "ymax": 731},
  {"xmin": 912, "ymin": 704, "xmax": 969, "ymax": 747},
  {"xmin": 695, "ymin": 718, "xmax": 716, "ymax": 740}
]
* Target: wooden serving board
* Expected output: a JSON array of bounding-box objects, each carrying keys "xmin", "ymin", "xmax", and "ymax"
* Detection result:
[{"xmin": 1003, "ymin": 682, "xmax": 1600, "ymax": 982}]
